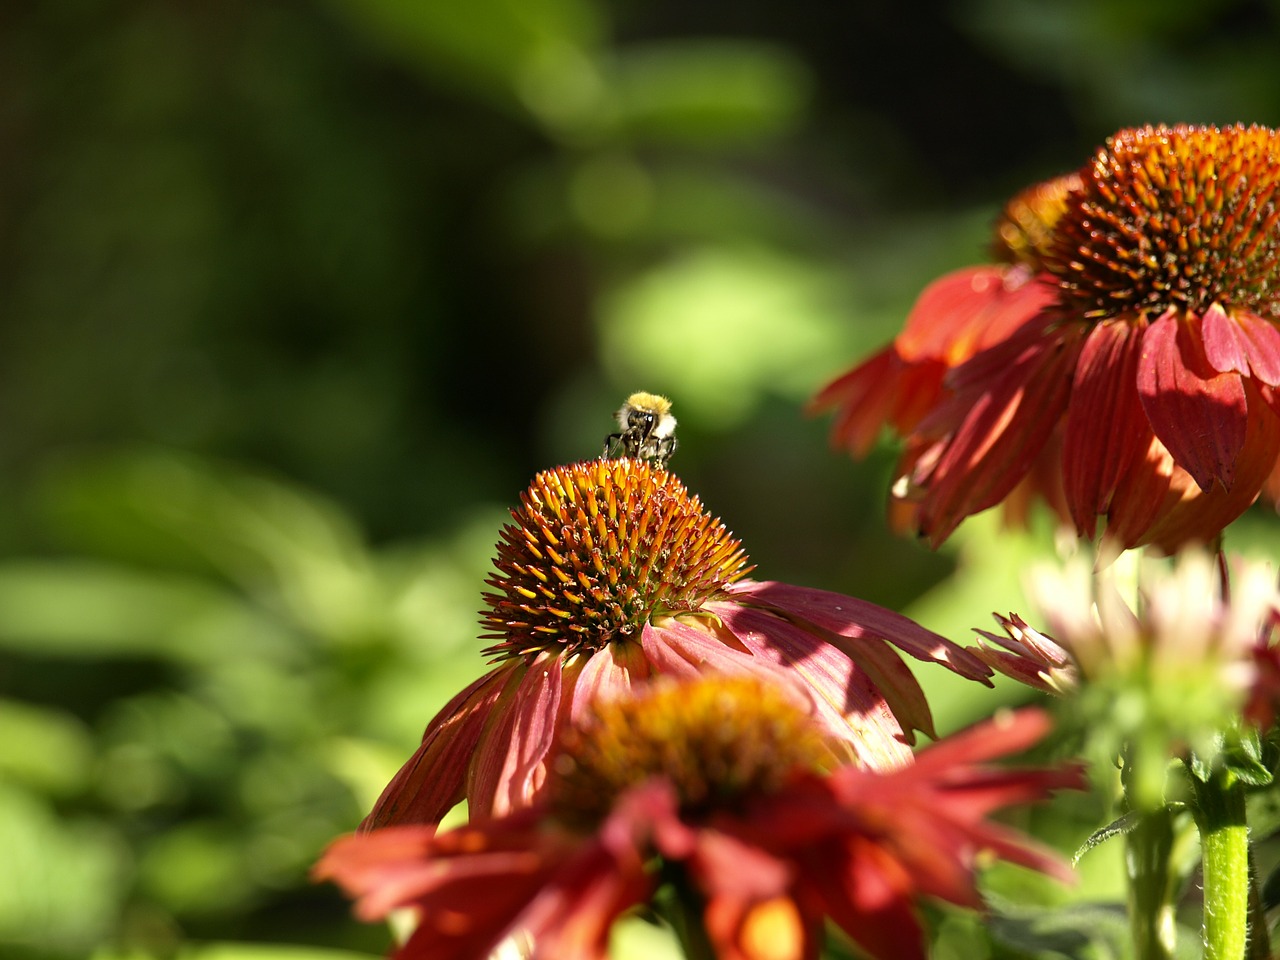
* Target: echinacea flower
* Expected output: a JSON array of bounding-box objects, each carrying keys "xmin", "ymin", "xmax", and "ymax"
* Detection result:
[
  {"xmin": 811, "ymin": 174, "xmax": 1079, "ymax": 531},
  {"xmin": 819, "ymin": 124, "xmax": 1280, "ymax": 552},
  {"xmin": 972, "ymin": 550, "xmax": 1280, "ymax": 805},
  {"xmin": 317, "ymin": 675, "xmax": 1082, "ymax": 960},
  {"xmin": 812, "ymin": 173, "xmax": 1076, "ymax": 458},
  {"xmin": 363, "ymin": 458, "xmax": 992, "ymax": 830}
]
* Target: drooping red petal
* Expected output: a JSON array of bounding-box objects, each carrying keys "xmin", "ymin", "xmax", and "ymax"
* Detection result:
[
  {"xmin": 315, "ymin": 826, "xmax": 440, "ymax": 919},
  {"xmin": 814, "ymin": 347, "xmax": 948, "ymax": 457},
  {"xmin": 1263, "ymin": 428, "xmax": 1280, "ymax": 504},
  {"xmin": 643, "ymin": 615, "xmax": 911, "ymax": 769},
  {"xmin": 907, "ymin": 706, "xmax": 1056, "ymax": 771},
  {"xmin": 709, "ymin": 602, "xmax": 914, "ymax": 768},
  {"xmin": 1130, "ymin": 380, "xmax": 1280, "ymax": 552},
  {"xmin": 896, "ymin": 264, "xmax": 1054, "ymax": 362},
  {"xmin": 469, "ymin": 652, "xmax": 564, "ymax": 819},
  {"xmin": 1137, "ymin": 308, "xmax": 1248, "ymax": 492},
  {"xmin": 904, "ymin": 321, "xmax": 1081, "ymax": 546},
  {"xmin": 317, "ymin": 816, "xmax": 571, "ymax": 960},
  {"xmin": 362, "ymin": 667, "xmax": 515, "ymax": 830},
  {"xmin": 1201, "ymin": 303, "xmax": 1280, "ymax": 386},
  {"xmin": 1100, "ymin": 432, "xmax": 1175, "ymax": 551},
  {"xmin": 567, "ymin": 640, "xmax": 653, "ymax": 724},
  {"xmin": 811, "ymin": 836, "xmax": 927, "ymax": 960},
  {"xmin": 730, "ymin": 581, "xmax": 992, "ymax": 681},
  {"xmin": 687, "ymin": 829, "xmax": 795, "ymax": 899},
  {"xmin": 522, "ymin": 839, "xmax": 654, "ymax": 960},
  {"xmin": 1061, "ymin": 319, "xmax": 1149, "ymax": 538},
  {"xmin": 812, "ymin": 265, "xmax": 1057, "ymax": 459},
  {"xmin": 998, "ymin": 423, "xmax": 1071, "ymax": 532}
]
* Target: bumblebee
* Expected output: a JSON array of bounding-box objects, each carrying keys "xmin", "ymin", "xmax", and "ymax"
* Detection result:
[{"xmin": 602, "ymin": 391, "xmax": 678, "ymax": 466}]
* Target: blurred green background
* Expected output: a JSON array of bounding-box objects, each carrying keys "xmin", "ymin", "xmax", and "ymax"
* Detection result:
[{"xmin": 4, "ymin": 1, "xmax": 1280, "ymax": 958}]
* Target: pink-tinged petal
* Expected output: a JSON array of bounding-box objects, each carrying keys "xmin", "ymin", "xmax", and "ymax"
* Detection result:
[
  {"xmin": 567, "ymin": 640, "xmax": 653, "ymax": 724},
  {"xmin": 1137, "ymin": 308, "xmax": 1248, "ymax": 492},
  {"xmin": 1062, "ymin": 319, "xmax": 1149, "ymax": 537},
  {"xmin": 1202, "ymin": 304, "xmax": 1280, "ymax": 385},
  {"xmin": 640, "ymin": 617, "xmax": 858, "ymax": 752},
  {"xmin": 708, "ymin": 603, "xmax": 913, "ymax": 767},
  {"xmin": 905, "ymin": 322, "xmax": 1080, "ymax": 547},
  {"xmin": 639, "ymin": 617, "xmax": 757, "ymax": 677},
  {"xmin": 687, "ymin": 829, "xmax": 795, "ymax": 899},
  {"xmin": 731, "ymin": 580, "xmax": 992, "ymax": 682},
  {"xmin": 362, "ymin": 667, "xmax": 515, "ymax": 830},
  {"xmin": 469, "ymin": 653, "xmax": 564, "ymax": 819},
  {"xmin": 717, "ymin": 599, "xmax": 933, "ymax": 742}
]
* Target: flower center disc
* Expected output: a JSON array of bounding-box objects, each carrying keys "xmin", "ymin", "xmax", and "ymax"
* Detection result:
[
  {"xmin": 482, "ymin": 460, "xmax": 752, "ymax": 659},
  {"xmin": 1049, "ymin": 123, "xmax": 1280, "ymax": 321}
]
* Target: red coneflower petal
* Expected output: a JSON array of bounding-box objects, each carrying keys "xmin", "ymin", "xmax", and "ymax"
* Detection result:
[
  {"xmin": 815, "ymin": 347, "xmax": 947, "ymax": 457},
  {"xmin": 1134, "ymin": 382, "xmax": 1280, "ymax": 551},
  {"xmin": 896, "ymin": 265, "xmax": 1054, "ymax": 363},
  {"xmin": 1062, "ymin": 318, "xmax": 1149, "ymax": 538},
  {"xmin": 729, "ymin": 581, "xmax": 992, "ymax": 681},
  {"xmin": 1137, "ymin": 308, "xmax": 1248, "ymax": 492},
  {"xmin": 906, "ymin": 322, "xmax": 1080, "ymax": 546},
  {"xmin": 711, "ymin": 603, "xmax": 914, "ymax": 766},
  {"xmin": 568, "ymin": 641, "xmax": 653, "ymax": 724},
  {"xmin": 469, "ymin": 653, "xmax": 564, "ymax": 820},
  {"xmin": 1202, "ymin": 303, "xmax": 1280, "ymax": 385},
  {"xmin": 821, "ymin": 836, "xmax": 927, "ymax": 960},
  {"xmin": 362, "ymin": 668, "xmax": 515, "ymax": 831}
]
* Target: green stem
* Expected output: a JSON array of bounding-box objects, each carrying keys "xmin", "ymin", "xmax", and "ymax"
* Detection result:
[
  {"xmin": 1126, "ymin": 806, "xmax": 1178, "ymax": 960},
  {"xmin": 655, "ymin": 867, "xmax": 717, "ymax": 960},
  {"xmin": 1247, "ymin": 849, "xmax": 1272, "ymax": 960},
  {"xmin": 1191, "ymin": 771, "xmax": 1250, "ymax": 960}
]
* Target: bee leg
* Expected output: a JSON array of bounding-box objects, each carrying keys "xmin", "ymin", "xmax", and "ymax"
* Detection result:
[{"xmin": 602, "ymin": 433, "xmax": 623, "ymax": 459}]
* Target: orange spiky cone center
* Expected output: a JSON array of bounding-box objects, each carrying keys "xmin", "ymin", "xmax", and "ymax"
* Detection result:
[
  {"xmin": 1047, "ymin": 123, "xmax": 1280, "ymax": 321},
  {"xmin": 481, "ymin": 460, "xmax": 752, "ymax": 660}
]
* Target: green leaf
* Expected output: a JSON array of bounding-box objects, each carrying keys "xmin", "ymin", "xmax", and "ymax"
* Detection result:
[
  {"xmin": 0, "ymin": 784, "xmax": 125, "ymax": 956},
  {"xmin": 0, "ymin": 560, "xmax": 291, "ymax": 662},
  {"xmin": 0, "ymin": 699, "xmax": 93, "ymax": 795},
  {"xmin": 612, "ymin": 41, "xmax": 811, "ymax": 146},
  {"xmin": 329, "ymin": 0, "xmax": 602, "ymax": 121},
  {"xmin": 983, "ymin": 894, "xmax": 1203, "ymax": 960},
  {"xmin": 1073, "ymin": 810, "xmax": 1142, "ymax": 865}
]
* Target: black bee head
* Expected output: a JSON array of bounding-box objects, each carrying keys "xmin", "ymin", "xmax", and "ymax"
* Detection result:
[{"xmin": 629, "ymin": 410, "xmax": 656, "ymax": 433}]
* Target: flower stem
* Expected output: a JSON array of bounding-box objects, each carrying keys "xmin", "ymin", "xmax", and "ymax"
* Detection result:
[
  {"xmin": 657, "ymin": 867, "xmax": 717, "ymax": 960},
  {"xmin": 1126, "ymin": 806, "xmax": 1178, "ymax": 960},
  {"xmin": 1191, "ymin": 770, "xmax": 1250, "ymax": 960}
]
